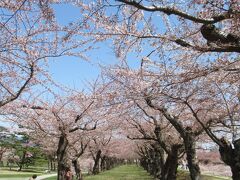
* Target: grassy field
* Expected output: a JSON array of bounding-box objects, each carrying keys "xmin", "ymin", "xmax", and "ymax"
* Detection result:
[
  {"xmin": 0, "ymin": 158, "xmax": 53, "ymax": 180},
  {"xmin": 0, "ymin": 158, "xmax": 49, "ymax": 178},
  {"xmin": 0, "ymin": 165, "xmax": 52, "ymax": 179},
  {"xmin": 0, "ymin": 165, "xmax": 231, "ymax": 180},
  {"xmin": 43, "ymin": 165, "xmax": 231, "ymax": 180},
  {"xmin": 0, "ymin": 167, "xmax": 42, "ymax": 178},
  {"xmin": 44, "ymin": 165, "xmax": 153, "ymax": 180},
  {"xmin": 84, "ymin": 165, "xmax": 153, "ymax": 180}
]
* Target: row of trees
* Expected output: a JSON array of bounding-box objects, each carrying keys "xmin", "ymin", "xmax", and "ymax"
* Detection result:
[
  {"xmin": 0, "ymin": 0, "xmax": 239, "ymax": 180},
  {"xmin": 86, "ymin": 0, "xmax": 240, "ymax": 179},
  {"xmin": 0, "ymin": 128, "xmax": 43, "ymax": 170},
  {"xmin": 0, "ymin": 0, "xmax": 127, "ymax": 179}
]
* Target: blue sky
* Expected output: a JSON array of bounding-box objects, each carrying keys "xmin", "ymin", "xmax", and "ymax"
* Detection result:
[
  {"xmin": 48, "ymin": 3, "xmax": 115, "ymax": 90},
  {"xmin": 48, "ymin": 3, "xmax": 142, "ymax": 91}
]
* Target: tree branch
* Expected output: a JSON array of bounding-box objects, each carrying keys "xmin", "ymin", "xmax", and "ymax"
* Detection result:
[
  {"xmin": 69, "ymin": 120, "xmax": 98, "ymax": 133},
  {"xmin": 145, "ymin": 96, "xmax": 186, "ymax": 138},
  {"xmin": 117, "ymin": 0, "xmax": 231, "ymax": 24},
  {"xmin": 75, "ymin": 101, "xmax": 94, "ymax": 123},
  {"xmin": 184, "ymin": 100, "xmax": 223, "ymax": 147},
  {"xmin": 0, "ymin": 63, "xmax": 34, "ymax": 107}
]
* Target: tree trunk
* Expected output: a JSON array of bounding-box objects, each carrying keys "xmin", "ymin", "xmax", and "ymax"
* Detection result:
[
  {"xmin": 92, "ymin": 150, "xmax": 101, "ymax": 175},
  {"xmin": 57, "ymin": 133, "xmax": 69, "ymax": 180},
  {"xmin": 72, "ymin": 159, "xmax": 83, "ymax": 180},
  {"xmin": 184, "ymin": 131, "xmax": 201, "ymax": 180},
  {"xmin": 54, "ymin": 161, "xmax": 56, "ymax": 171},
  {"xmin": 166, "ymin": 145, "xmax": 180, "ymax": 180},
  {"xmin": 0, "ymin": 151, "xmax": 4, "ymax": 165},
  {"xmin": 154, "ymin": 126, "xmax": 165, "ymax": 179},
  {"xmin": 48, "ymin": 159, "xmax": 50, "ymax": 171},
  {"xmin": 48, "ymin": 157, "xmax": 53, "ymax": 171},
  {"xmin": 148, "ymin": 148, "xmax": 155, "ymax": 176},
  {"xmin": 230, "ymin": 165, "xmax": 240, "ymax": 180},
  {"xmin": 154, "ymin": 144, "xmax": 164, "ymax": 179},
  {"xmin": 105, "ymin": 156, "xmax": 115, "ymax": 170},
  {"xmin": 48, "ymin": 159, "xmax": 51, "ymax": 171},
  {"xmin": 51, "ymin": 159, "xmax": 53, "ymax": 171},
  {"xmin": 219, "ymin": 138, "xmax": 240, "ymax": 180},
  {"xmin": 100, "ymin": 156, "xmax": 106, "ymax": 171},
  {"xmin": 161, "ymin": 145, "xmax": 181, "ymax": 180},
  {"xmin": 18, "ymin": 150, "xmax": 26, "ymax": 171}
]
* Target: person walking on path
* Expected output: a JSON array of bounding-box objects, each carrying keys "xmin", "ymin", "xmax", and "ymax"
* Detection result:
[{"xmin": 65, "ymin": 167, "xmax": 73, "ymax": 180}]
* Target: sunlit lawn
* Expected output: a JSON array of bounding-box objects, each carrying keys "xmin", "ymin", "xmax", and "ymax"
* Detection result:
[
  {"xmin": 83, "ymin": 166, "xmax": 231, "ymax": 180},
  {"xmin": 44, "ymin": 165, "xmax": 153, "ymax": 180},
  {"xmin": 1, "ymin": 165, "xmax": 230, "ymax": 180},
  {"xmin": 84, "ymin": 165, "xmax": 153, "ymax": 180},
  {"xmin": 0, "ymin": 171, "xmax": 40, "ymax": 178},
  {"xmin": 0, "ymin": 166, "xmax": 47, "ymax": 178}
]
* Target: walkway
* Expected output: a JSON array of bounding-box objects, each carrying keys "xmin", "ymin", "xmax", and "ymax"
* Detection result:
[
  {"xmin": 36, "ymin": 173, "xmax": 57, "ymax": 180},
  {"xmin": 0, "ymin": 173, "xmax": 57, "ymax": 180}
]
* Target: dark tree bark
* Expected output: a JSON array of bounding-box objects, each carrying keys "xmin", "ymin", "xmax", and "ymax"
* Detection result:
[
  {"xmin": 54, "ymin": 161, "xmax": 56, "ymax": 171},
  {"xmin": 48, "ymin": 155, "xmax": 54, "ymax": 171},
  {"xmin": 72, "ymin": 159, "xmax": 83, "ymax": 180},
  {"xmin": 48, "ymin": 159, "xmax": 50, "ymax": 171},
  {"xmin": 183, "ymin": 129, "xmax": 201, "ymax": 180},
  {"xmin": 18, "ymin": 150, "xmax": 26, "ymax": 171},
  {"xmin": 51, "ymin": 159, "xmax": 53, "ymax": 171},
  {"xmin": 56, "ymin": 133, "xmax": 69, "ymax": 180},
  {"xmin": 138, "ymin": 142, "xmax": 181, "ymax": 180},
  {"xmin": 219, "ymin": 138, "xmax": 240, "ymax": 180},
  {"xmin": 153, "ymin": 126, "xmax": 166, "ymax": 179},
  {"xmin": 92, "ymin": 150, "xmax": 102, "ymax": 175},
  {"xmin": 145, "ymin": 98, "xmax": 201, "ymax": 180},
  {"xmin": 100, "ymin": 155, "xmax": 106, "ymax": 171},
  {"xmin": 153, "ymin": 144, "xmax": 164, "ymax": 179},
  {"xmin": 162, "ymin": 145, "xmax": 181, "ymax": 180},
  {"xmin": 201, "ymin": 24, "xmax": 240, "ymax": 45}
]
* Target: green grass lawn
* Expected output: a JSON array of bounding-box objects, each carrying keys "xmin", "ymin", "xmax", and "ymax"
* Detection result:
[
  {"xmin": 83, "ymin": 166, "xmax": 231, "ymax": 180},
  {"xmin": 0, "ymin": 168, "xmax": 41, "ymax": 178},
  {"xmin": 43, "ymin": 165, "xmax": 153, "ymax": 180},
  {"xmin": 1, "ymin": 165, "xmax": 231, "ymax": 180},
  {"xmin": 0, "ymin": 166, "xmax": 50, "ymax": 178},
  {"xmin": 0, "ymin": 170, "xmax": 40, "ymax": 180},
  {"xmin": 84, "ymin": 165, "xmax": 153, "ymax": 180}
]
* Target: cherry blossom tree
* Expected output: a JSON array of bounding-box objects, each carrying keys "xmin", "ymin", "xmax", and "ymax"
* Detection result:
[
  {"xmin": 2, "ymin": 1, "xmax": 240, "ymax": 180},
  {"xmin": 100, "ymin": 67, "xmax": 188, "ymax": 179},
  {"xmin": 100, "ymin": 60, "xmax": 237, "ymax": 179},
  {"xmin": 87, "ymin": 128, "xmax": 113, "ymax": 175},
  {"xmin": 7, "ymin": 92, "xmax": 101, "ymax": 180},
  {"xmin": 73, "ymin": 1, "xmax": 239, "ymax": 179},
  {"xmin": 125, "ymin": 109, "xmax": 184, "ymax": 180},
  {"xmin": 138, "ymin": 60, "xmax": 240, "ymax": 179},
  {"xmin": 0, "ymin": 0, "xmax": 98, "ymax": 110},
  {"xmin": 169, "ymin": 70, "xmax": 240, "ymax": 180}
]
